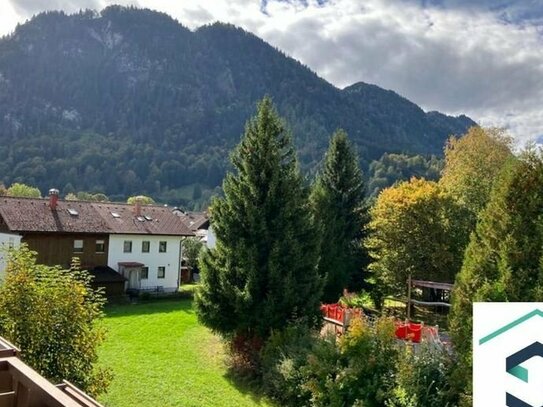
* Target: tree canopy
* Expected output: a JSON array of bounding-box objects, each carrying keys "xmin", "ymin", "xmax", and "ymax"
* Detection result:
[
  {"xmin": 6, "ymin": 183, "xmax": 41, "ymax": 198},
  {"xmin": 365, "ymin": 178, "xmax": 469, "ymax": 304},
  {"xmin": 0, "ymin": 246, "xmax": 111, "ymax": 396},
  {"xmin": 310, "ymin": 129, "xmax": 369, "ymax": 302},
  {"xmin": 127, "ymin": 195, "xmax": 155, "ymax": 205},
  {"xmin": 367, "ymin": 153, "xmax": 443, "ymax": 198},
  {"xmin": 449, "ymin": 151, "xmax": 543, "ymax": 401},
  {"xmin": 440, "ymin": 126, "xmax": 514, "ymax": 218},
  {"xmin": 195, "ymin": 97, "xmax": 322, "ymax": 342}
]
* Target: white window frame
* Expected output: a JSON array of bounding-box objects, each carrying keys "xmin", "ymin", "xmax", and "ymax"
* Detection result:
[{"xmin": 73, "ymin": 239, "xmax": 84, "ymax": 253}]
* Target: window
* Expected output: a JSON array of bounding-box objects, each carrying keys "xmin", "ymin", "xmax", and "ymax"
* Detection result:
[
  {"xmin": 157, "ymin": 266, "xmax": 165, "ymax": 279},
  {"xmin": 123, "ymin": 241, "xmax": 132, "ymax": 253},
  {"xmin": 73, "ymin": 240, "xmax": 84, "ymax": 253},
  {"xmin": 159, "ymin": 241, "xmax": 167, "ymax": 253},
  {"xmin": 142, "ymin": 241, "xmax": 150, "ymax": 253},
  {"xmin": 96, "ymin": 240, "xmax": 105, "ymax": 253},
  {"xmin": 141, "ymin": 267, "xmax": 149, "ymax": 279}
]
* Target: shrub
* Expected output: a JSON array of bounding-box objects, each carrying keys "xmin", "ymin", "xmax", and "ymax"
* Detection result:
[
  {"xmin": 262, "ymin": 317, "xmax": 399, "ymax": 406},
  {"xmin": 260, "ymin": 316, "xmax": 458, "ymax": 407},
  {"xmin": 261, "ymin": 324, "xmax": 320, "ymax": 406},
  {"xmin": 386, "ymin": 343, "xmax": 457, "ymax": 407},
  {"xmin": 0, "ymin": 246, "xmax": 112, "ymax": 396}
]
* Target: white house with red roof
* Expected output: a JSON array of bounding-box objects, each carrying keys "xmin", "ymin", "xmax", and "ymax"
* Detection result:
[{"xmin": 0, "ymin": 190, "xmax": 194, "ymax": 294}]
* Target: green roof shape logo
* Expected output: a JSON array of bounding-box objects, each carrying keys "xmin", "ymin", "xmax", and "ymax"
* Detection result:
[{"xmin": 479, "ymin": 309, "xmax": 543, "ymax": 346}]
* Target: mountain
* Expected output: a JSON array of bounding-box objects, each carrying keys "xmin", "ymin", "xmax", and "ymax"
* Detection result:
[{"xmin": 0, "ymin": 6, "xmax": 476, "ymax": 204}]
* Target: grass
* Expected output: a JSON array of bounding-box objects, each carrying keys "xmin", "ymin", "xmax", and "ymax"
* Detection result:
[{"xmin": 97, "ymin": 299, "xmax": 272, "ymax": 407}]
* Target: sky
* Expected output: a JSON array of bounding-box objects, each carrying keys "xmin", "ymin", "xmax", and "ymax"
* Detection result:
[{"xmin": 1, "ymin": 0, "xmax": 542, "ymax": 143}]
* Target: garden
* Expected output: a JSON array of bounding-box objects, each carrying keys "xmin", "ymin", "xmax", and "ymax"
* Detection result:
[{"xmin": 97, "ymin": 298, "xmax": 272, "ymax": 407}]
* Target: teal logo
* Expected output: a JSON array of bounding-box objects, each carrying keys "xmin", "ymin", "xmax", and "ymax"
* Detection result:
[{"xmin": 479, "ymin": 309, "xmax": 543, "ymax": 407}]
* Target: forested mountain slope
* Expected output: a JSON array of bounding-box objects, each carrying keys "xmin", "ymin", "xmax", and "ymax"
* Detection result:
[{"xmin": 0, "ymin": 6, "xmax": 475, "ymax": 203}]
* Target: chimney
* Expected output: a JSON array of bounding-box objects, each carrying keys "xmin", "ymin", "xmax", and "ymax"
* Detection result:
[
  {"xmin": 134, "ymin": 200, "xmax": 142, "ymax": 217},
  {"xmin": 49, "ymin": 188, "xmax": 59, "ymax": 210},
  {"xmin": 48, "ymin": 188, "xmax": 59, "ymax": 210}
]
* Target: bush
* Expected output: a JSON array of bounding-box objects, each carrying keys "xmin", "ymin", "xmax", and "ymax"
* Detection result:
[
  {"xmin": 261, "ymin": 316, "xmax": 399, "ymax": 406},
  {"xmin": 261, "ymin": 324, "xmax": 322, "ymax": 406},
  {"xmin": 0, "ymin": 246, "xmax": 112, "ymax": 396},
  {"xmin": 386, "ymin": 343, "xmax": 457, "ymax": 407},
  {"xmin": 261, "ymin": 316, "xmax": 458, "ymax": 407}
]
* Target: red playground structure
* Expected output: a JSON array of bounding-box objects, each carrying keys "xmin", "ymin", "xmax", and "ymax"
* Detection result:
[{"xmin": 320, "ymin": 303, "xmax": 441, "ymax": 344}]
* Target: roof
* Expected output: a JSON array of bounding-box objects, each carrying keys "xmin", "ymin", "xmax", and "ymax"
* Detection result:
[
  {"xmin": 0, "ymin": 197, "xmax": 194, "ymax": 237},
  {"xmin": 89, "ymin": 266, "xmax": 127, "ymax": 283},
  {"xmin": 0, "ymin": 197, "xmax": 110, "ymax": 234},
  {"xmin": 411, "ymin": 279, "xmax": 454, "ymax": 291},
  {"xmin": 175, "ymin": 210, "xmax": 209, "ymax": 231},
  {"xmin": 93, "ymin": 203, "xmax": 194, "ymax": 236},
  {"xmin": 117, "ymin": 262, "xmax": 144, "ymax": 267}
]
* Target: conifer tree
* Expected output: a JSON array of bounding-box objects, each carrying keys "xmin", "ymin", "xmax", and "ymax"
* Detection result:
[
  {"xmin": 310, "ymin": 129, "xmax": 369, "ymax": 303},
  {"xmin": 449, "ymin": 151, "xmax": 543, "ymax": 403},
  {"xmin": 195, "ymin": 97, "xmax": 322, "ymax": 344}
]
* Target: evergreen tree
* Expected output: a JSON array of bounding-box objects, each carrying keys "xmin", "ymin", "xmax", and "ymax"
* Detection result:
[
  {"xmin": 310, "ymin": 129, "xmax": 369, "ymax": 302},
  {"xmin": 449, "ymin": 151, "xmax": 543, "ymax": 403},
  {"xmin": 195, "ymin": 98, "xmax": 322, "ymax": 345}
]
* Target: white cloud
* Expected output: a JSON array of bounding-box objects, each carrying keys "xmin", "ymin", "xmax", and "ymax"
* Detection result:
[{"xmin": 2, "ymin": 0, "xmax": 542, "ymax": 142}]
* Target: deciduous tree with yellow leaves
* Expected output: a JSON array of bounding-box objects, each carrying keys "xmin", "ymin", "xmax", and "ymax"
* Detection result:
[{"xmin": 365, "ymin": 178, "xmax": 469, "ymax": 305}]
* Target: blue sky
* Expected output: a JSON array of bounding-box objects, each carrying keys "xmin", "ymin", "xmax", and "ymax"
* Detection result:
[{"xmin": 1, "ymin": 0, "xmax": 542, "ymax": 143}]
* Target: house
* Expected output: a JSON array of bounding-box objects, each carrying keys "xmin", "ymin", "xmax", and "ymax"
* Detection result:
[
  {"xmin": 93, "ymin": 202, "xmax": 194, "ymax": 293},
  {"xmin": 175, "ymin": 209, "xmax": 216, "ymax": 249},
  {"xmin": 0, "ymin": 190, "xmax": 194, "ymax": 295},
  {"xmin": 0, "ymin": 191, "xmax": 111, "ymax": 273}
]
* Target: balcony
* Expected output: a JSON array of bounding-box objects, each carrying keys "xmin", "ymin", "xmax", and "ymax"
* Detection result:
[{"xmin": 0, "ymin": 336, "xmax": 103, "ymax": 407}]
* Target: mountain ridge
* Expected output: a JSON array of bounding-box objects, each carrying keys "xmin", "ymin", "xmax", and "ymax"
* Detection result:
[{"xmin": 0, "ymin": 6, "xmax": 476, "ymax": 204}]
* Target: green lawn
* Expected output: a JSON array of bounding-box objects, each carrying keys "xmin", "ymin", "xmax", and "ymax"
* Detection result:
[{"xmin": 97, "ymin": 299, "xmax": 272, "ymax": 407}]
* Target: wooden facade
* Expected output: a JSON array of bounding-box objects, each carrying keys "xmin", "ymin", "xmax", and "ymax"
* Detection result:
[{"xmin": 22, "ymin": 233, "xmax": 109, "ymax": 270}]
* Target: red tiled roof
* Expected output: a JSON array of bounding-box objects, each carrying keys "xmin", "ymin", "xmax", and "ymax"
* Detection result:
[
  {"xmin": 0, "ymin": 197, "xmax": 109, "ymax": 233},
  {"xmin": 0, "ymin": 197, "xmax": 194, "ymax": 236},
  {"xmin": 176, "ymin": 210, "xmax": 210, "ymax": 231},
  {"xmin": 93, "ymin": 203, "xmax": 194, "ymax": 236}
]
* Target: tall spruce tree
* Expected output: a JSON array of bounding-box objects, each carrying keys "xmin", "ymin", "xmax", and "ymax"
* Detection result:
[
  {"xmin": 449, "ymin": 151, "xmax": 543, "ymax": 404},
  {"xmin": 195, "ymin": 97, "xmax": 322, "ymax": 343},
  {"xmin": 310, "ymin": 130, "xmax": 369, "ymax": 302}
]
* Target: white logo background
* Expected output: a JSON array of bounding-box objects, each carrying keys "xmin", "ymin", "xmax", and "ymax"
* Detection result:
[{"xmin": 474, "ymin": 302, "xmax": 543, "ymax": 406}]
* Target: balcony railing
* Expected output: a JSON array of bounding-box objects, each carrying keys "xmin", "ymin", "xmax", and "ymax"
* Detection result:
[{"xmin": 0, "ymin": 336, "xmax": 103, "ymax": 407}]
